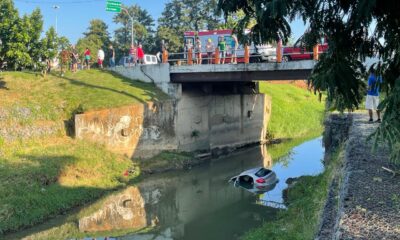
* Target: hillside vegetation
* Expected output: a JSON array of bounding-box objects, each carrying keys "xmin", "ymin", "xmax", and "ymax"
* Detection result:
[{"xmin": 0, "ymin": 70, "xmax": 168, "ymax": 234}]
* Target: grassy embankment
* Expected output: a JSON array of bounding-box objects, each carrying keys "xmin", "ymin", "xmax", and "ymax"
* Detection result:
[
  {"xmin": 259, "ymin": 82, "xmax": 326, "ymax": 159},
  {"xmin": 0, "ymin": 70, "xmax": 169, "ymax": 234},
  {"xmin": 241, "ymin": 82, "xmax": 333, "ymax": 240}
]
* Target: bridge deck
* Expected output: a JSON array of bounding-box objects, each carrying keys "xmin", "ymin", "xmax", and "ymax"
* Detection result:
[{"xmin": 170, "ymin": 60, "xmax": 316, "ymax": 83}]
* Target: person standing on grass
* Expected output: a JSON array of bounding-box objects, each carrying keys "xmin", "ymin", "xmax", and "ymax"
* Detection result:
[
  {"xmin": 218, "ymin": 37, "xmax": 226, "ymax": 64},
  {"xmin": 84, "ymin": 47, "xmax": 91, "ymax": 70},
  {"xmin": 195, "ymin": 37, "xmax": 202, "ymax": 64},
  {"xmin": 365, "ymin": 67, "xmax": 383, "ymax": 123},
  {"xmin": 71, "ymin": 45, "xmax": 79, "ymax": 73},
  {"xmin": 137, "ymin": 43, "xmax": 144, "ymax": 64},
  {"xmin": 97, "ymin": 48, "xmax": 105, "ymax": 69},
  {"xmin": 206, "ymin": 38, "xmax": 214, "ymax": 64},
  {"xmin": 109, "ymin": 45, "xmax": 115, "ymax": 68}
]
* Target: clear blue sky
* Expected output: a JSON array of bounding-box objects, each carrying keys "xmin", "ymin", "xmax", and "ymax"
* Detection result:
[{"xmin": 14, "ymin": 0, "xmax": 307, "ymax": 45}]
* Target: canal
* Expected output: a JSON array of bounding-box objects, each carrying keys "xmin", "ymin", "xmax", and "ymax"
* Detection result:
[{"xmin": 11, "ymin": 137, "xmax": 325, "ymax": 240}]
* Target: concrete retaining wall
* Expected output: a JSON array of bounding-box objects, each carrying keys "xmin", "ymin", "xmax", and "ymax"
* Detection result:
[
  {"xmin": 75, "ymin": 93, "xmax": 270, "ymax": 159},
  {"xmin": 112, "ymin": 64, "xmax": 182, "ymax": 98}
]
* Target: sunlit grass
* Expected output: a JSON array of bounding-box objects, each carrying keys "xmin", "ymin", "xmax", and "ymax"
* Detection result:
[
  {"xmin": 0, "ymin": 137, "xmax": 139, "ymax": 234},
  {"xmin": 259, "ymin": 82, "xmax": 326, "ymax": 139},
  {"xmin": 0, "ymin": 70, "xmax": 168, "ymax": 124}
]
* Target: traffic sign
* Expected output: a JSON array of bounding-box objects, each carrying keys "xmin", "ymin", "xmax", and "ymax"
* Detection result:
[{"xmin": 106, "ymin": 0, "xmax": 121, "ymax": 12}]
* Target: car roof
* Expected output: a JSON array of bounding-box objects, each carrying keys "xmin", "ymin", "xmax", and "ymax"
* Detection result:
[{"xmin": 239, "ymin": 167, "xmax": 263, "ymax": 176}]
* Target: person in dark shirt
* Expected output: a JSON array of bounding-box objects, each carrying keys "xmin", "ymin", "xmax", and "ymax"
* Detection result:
[{"xmin": 109, "ymin": 45, "xmax": 115, "ymax": 67}]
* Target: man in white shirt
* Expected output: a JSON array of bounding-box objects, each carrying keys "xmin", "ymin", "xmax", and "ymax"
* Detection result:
[{"xmin": 97, "ymin": 49, "xmax": 105, "ymax": 68}]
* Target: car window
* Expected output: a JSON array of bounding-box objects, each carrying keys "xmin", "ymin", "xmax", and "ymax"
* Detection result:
[
  {"xmin": 152, "ymin": 56, "xmax": 156, "ymax": 63},
  {"xmin": 146, "ymin": 56, "xmax": 150, "ymax": 62},
  {"xmin": 255, "ymin": 168, "xmax": 272, "ymax": 177}
]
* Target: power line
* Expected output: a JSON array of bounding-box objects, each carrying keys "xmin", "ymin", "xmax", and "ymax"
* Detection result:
[{"xmin": 14, "ymin": 0, "xmax": 104, "ymax": 4}]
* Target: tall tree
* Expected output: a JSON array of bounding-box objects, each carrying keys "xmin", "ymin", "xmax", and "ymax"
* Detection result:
[
  {"xmin": 113, "ymin": 4, "xmax": 155, "ymax": 55},
  {"xmin": 218, "ymin": 0, "xmax": 400, "ymax": 163},
  {"xmin": 84, "ymin": 19, "xmax": 110, "ymax": 50}
]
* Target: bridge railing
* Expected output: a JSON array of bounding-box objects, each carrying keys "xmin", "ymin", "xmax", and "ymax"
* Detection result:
[{"xmin": 161, "ymin": 44, "xmax": 324, "ymax": 66}]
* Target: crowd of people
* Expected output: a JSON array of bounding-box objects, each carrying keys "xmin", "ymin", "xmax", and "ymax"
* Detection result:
[
  {"xmin": 65, "ymin": 45, "xmax": 116, "ymax": 72},
  {"xmin": 185, "ymin": 34, "xmax": 239, "ymax": 65}
]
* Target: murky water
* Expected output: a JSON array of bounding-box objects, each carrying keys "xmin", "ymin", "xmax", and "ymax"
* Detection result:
[{"xmin": 11, "ymin": 137, "xmax": 324, "ymax": 240}]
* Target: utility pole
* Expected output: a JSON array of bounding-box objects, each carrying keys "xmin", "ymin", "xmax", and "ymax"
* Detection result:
[
  {"xmin": 122, "ymin": 8, "xmax": 134, "ymax": 46},
  {"xmin": 53, "ymin": 5, "xmax": 60, "ymax": 34}
]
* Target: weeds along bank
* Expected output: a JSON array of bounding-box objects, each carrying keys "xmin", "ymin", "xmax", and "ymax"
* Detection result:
[{"xmin": 0, "ymin": 70, "xmax": 168, "ymax": 234}]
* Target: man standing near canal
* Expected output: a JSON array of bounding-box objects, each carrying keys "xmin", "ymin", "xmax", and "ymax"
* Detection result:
[{"xmin": 365, "ymin": 67, "xmax": 382, "ymax": 123}]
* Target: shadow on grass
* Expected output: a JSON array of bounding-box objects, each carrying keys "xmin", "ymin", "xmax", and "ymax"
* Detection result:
[
  {"xmin": 106, "ymin": 69, "xmax": 165, "ymax": 102},
  {"xmin": 0, "ymin": 75, "xmax": 9, "ymax": 90}
]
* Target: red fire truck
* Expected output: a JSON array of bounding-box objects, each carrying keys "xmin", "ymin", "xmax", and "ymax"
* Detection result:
[{"xmin": 183, "ymin": 29, "xmax": 277, "ymax": 63}]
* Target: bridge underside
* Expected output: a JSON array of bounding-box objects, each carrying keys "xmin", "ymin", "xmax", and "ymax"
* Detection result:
[{"xmin": 170, "ymin": 69, "xmax": 311, "ymax": 83}]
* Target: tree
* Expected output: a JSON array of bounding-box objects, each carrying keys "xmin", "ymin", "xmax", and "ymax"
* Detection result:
[
  {"xmin": 113, "ymin": 4, "xmax": 155, "ymax": 55},
  {"xmin": 218, "ymin": 0, "xmax": 400, "ymax": 164},
  {"xmin": 26, "ymin": 8, "xmax": 43, "ymax": 67},
  {"xmin": 41, "ymin": 27, "xmax": 58, "ymax": 61},
  {"xmin": 84, "ymin": 19, "xmax": 110, "ymax": 51}
]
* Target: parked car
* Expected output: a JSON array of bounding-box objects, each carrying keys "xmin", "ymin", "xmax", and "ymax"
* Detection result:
[
  {"xmin": 283, "ymin": 36, "xmax": 328, "ymax": 61},
  {"xmin": 117, "ymin": 54, "xmax": 158, "ymax": 67},
  {"xmin": 229, "ymin": 167, "xmax": 278, "ymax": 190}
]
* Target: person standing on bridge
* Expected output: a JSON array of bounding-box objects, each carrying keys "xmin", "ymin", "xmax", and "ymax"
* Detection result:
[
  {"xmin": 206, "ymin": 38, "xmax": 214, "ymax": 64},
  {"xmin": 218, "ymin": 36, "xmax": 226, "ymax": 64},
  {"xmin": 231, "ymin": 34, "xmax": 239, "ymax": 64},
  {"xmin": 195, "ymin": 37, "xmax": 202, "ymax": 64},
  {"xmin": 365, "ymin": 67, "xmax": 382, "ymax": 123}
]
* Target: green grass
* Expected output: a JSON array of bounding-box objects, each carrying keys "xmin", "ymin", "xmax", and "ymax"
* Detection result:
[
  {"xmin": 0, "ymin": 137, "xmax": 139, "ymax": 234},
  {"xmin": 259, "ymin": 82, "xmax": 326, "ymax": 139},
  {"xmin": 0, "ymin": 70, "xmax": 172, "ymax": 235},
  {"xmin": 0, "ymin": 70, "xmax": 168, "ymax": 124},
  {"xmin": 242, "ymin": 147, "xmax": 343, "ymax": 240}
]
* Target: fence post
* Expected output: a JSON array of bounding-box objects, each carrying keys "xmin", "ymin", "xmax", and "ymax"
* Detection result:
[
  {"xmin": 162, "ymin": 50, "xmax": 168, "ymax": 63},
  {"xmin": 313, "ymin": 45, "xmax": 319, "ymax": 60},
  {"xmin": 277, "ymin": 39, "xmax": 282, "ymax": 63},
  {"xmin": 215, "ymin": 47, "xmax": 220, "ymax": 64},
  {"xmin": 188, "ymin": 48, "xmax": 193, "ymax": 65},
  {"xmin": 244, "ymin": 45, "xmax": 249, "ymax": 64}
]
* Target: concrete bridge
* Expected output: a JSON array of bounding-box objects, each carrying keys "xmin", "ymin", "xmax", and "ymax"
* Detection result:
[
  {"xmin": 78, "ymin": 60, "xmax": 317, "ymax": 158},
  {"xmin": 113, "ymin": 60, "xmax": 316, "ymax": 97},
  {"xmin": 170, "ymin": 60, "xmax": 315, "ymax": 83}
]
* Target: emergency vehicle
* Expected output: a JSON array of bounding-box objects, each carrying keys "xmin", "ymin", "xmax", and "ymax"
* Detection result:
[{"xmin": 183, "ymin": 29, "xmax": 277, "ymax": 63}]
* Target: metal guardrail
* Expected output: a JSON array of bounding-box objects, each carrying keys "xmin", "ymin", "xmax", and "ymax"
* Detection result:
[{"xmin": 162, "ymin": 45, "xmax": 324, "ymax": 65}]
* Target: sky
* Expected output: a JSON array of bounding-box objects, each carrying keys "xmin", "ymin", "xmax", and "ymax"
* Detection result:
[{"xmin": 14, "ymin": 0, "xmax": 307, "ymax": 46}]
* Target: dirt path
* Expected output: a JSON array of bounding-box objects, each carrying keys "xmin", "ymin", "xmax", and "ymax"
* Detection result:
[{"xmin": 319, "ymin": 113, "xmax": 400, "ymax": 240}]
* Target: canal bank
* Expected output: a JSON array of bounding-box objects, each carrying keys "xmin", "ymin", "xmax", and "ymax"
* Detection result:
[{"xmin": 317, "ymin": 113, "xmax": 400, "ymax": 240}]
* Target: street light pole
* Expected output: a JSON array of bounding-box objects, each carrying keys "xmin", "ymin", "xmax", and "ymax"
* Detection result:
[
  {"xmin": 122, "ymin": 8, "xmax": 134, "ymax": 46},
  {"xmin": 53, "ymin": 5, "xmax": 60, "ymax": 34}
]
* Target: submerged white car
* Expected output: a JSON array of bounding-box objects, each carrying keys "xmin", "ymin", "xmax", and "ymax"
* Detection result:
[{"xmin": 229, "ymin": 167, "xmax": 278, "ymax": 190}]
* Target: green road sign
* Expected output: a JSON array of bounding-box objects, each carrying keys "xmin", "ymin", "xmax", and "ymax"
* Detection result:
[
  {"xmin": 106, "ymin": 6, "xmax": 121, "ymax": 12},
  {"xmin": 106, "ymin": 0, "xmax": 121, "ymax": 12}
]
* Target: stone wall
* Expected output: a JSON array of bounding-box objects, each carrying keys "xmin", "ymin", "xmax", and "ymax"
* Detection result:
[
  {"xmin": 75, "ymin": 101, "xmax": 178, "ymax": 158},
  {"xmin": 75, "ymin": 92, "xmax": 271, "ymax": 159}
]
